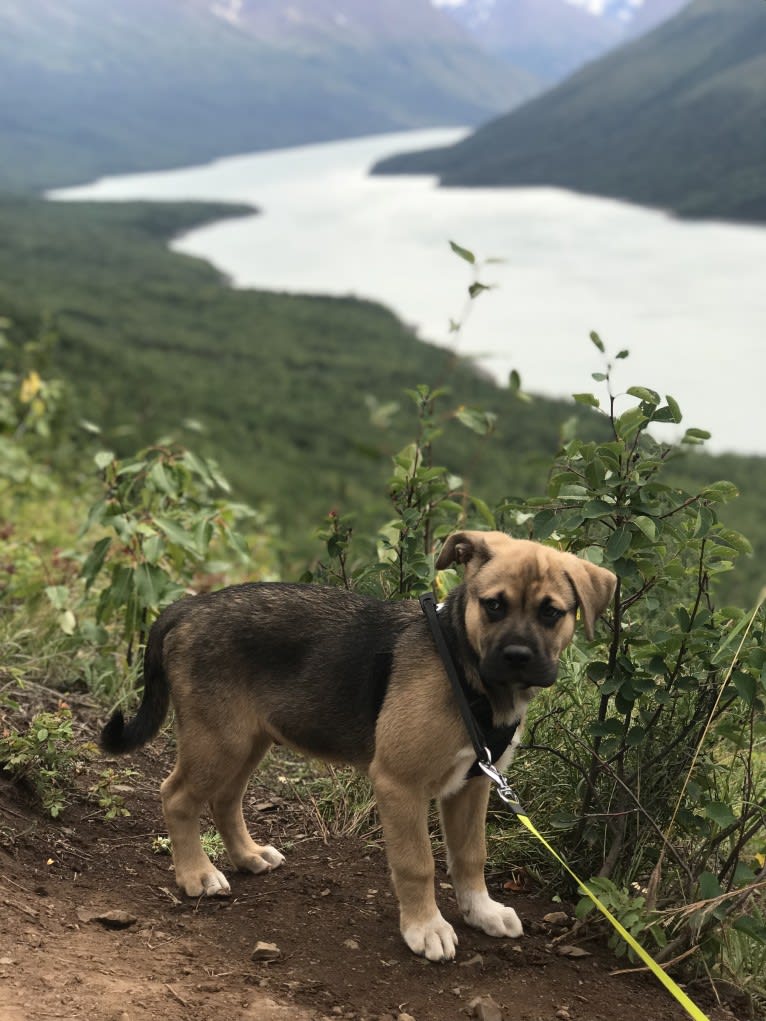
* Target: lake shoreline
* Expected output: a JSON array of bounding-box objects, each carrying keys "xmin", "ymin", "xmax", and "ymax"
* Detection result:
[{"xmin": 50, "ymin": 128, "xmax": 766, "ymax": 457}]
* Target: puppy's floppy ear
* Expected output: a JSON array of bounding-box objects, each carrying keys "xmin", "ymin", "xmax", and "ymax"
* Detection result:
[
  {"xmin": 436, "ymin": 530, "xmax": 495, "ymax": 571},
  {"xmin": 562, "ymin": 554, "xmax": 617, "ymax": 640}
]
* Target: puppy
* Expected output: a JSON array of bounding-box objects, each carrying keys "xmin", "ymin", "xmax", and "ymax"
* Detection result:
[{"xmin": 101, "ymin": 530, "xmax": 615, "ymax": 961}]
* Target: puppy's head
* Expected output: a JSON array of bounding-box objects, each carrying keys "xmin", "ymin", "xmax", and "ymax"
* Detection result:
[{"xmin": 437, "ymin": 531, "xmax": 616, "ymax": 710}]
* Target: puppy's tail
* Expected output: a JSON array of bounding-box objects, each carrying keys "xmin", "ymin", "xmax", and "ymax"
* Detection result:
[{"xmin": 100, "ymin": 610, "xmax": 175, "ymax": 755}]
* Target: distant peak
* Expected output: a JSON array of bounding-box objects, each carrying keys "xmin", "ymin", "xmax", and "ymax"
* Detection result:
[
  {"xmin": 210, "ymin": 0, "xmax": 244, "ymax": 25},
  {"xmin": 564, "ymin": 0, "xmax": 645, "ymax": 20}
]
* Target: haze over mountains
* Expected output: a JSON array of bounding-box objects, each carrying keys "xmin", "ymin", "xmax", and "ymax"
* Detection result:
[
  {"xmin": 434, "ymin": 0, "xmax": 689, "ymax": 79},
  {"xmin": 0, "ymin": 0, "xmax": 535, "ymax": 193},
  {"xmin": 377, "ymin": 0, "xmax": 766, "ymax": 223},
  {"xmin": 0, "ymin": 0, "xmax": 703, "ymax": 195}
]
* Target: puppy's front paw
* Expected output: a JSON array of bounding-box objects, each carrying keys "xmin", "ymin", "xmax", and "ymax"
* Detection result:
[
  {"xmin": 259, "ymin": 844, "xmax": 286, "ymax": 869},
  {"xmin": 177, "ymin": 865, "xmax": 231, "ymax": 898},
  {"xmin": 402, "ymin": 911, "xmax": 458, "ymax": 962},
  {"xmin": 461, "ymin": 891, "xmax": 523, "ymax": 938},
  {"xmin": 235, "ymin": 844, "xmax": 286, "ymax": 875}
]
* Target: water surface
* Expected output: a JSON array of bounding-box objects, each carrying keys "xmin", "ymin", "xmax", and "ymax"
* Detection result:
[{"xmin": 51, "ymin": 129, "xmax": 766, "ymax": 455}]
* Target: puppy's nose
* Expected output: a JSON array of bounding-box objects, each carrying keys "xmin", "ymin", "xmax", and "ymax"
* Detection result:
[{"xmin": 503, "ymin": 644, "xmax": 533, "ymax": 667}]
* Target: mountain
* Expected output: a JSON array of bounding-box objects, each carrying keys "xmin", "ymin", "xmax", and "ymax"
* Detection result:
[
  {"xmin": 0, "ymin": 0, "xmax": 537, "ymax": 194},
  {"xmin": 432, "ymin": 0, "xmax": 689, "ymax": 80},
  {"xmin": 375, "ymin": 0, "xmax": 766, "ymax": 223}
]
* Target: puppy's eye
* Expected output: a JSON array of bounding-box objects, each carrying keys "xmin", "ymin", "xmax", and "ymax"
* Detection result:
[
  {"xmin": 539, "ymin": 601, "xmax": 566, "ymax": 627},
  {"xmin": 481, "ymin": 597, "xmax": 505, "ymax": 621}
]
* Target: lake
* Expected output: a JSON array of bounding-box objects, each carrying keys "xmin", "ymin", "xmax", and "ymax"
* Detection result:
[{"xmin": 50, "ymin": 128, "xmax": 766, "ymax": 456}]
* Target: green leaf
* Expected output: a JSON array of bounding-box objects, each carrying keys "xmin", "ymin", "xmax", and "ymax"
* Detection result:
[
  {"xmin": 732, "ymin": 915, "xmax": 766, "ymax": 946},
  {"xmin": 36, "ymin": 727, "xmax": 49, "ymax": 742},
  {"xmin": 81, "ymin": 536, "xmax": 112, "ymax": 589},
  {"xmin": 698, "ymin": 872, "xmax": 722, "ymax": 900},
  {"xmin": 449, "ymin": 240, "xmax": 475, "ymax": 264},
  {"xmin": 627, "ymin": 386, "xmax": 660, "ymax": 406},
  {"xmin": 616, "ymin": 349, "xmax": 630, "ymax": 360},
  {"xmin": 44, "ymin": 585, "xmax": 69, "ymax": 610},
  {"xmin": 701, "ymin": 480, "xmax": 739, "ymax": 503},
  {"xmin": 97, "ymin": 565, "xmax": 133, "ymax": 624},
  {"xmin": 549, "ymin": 810, "xmax": 579, "ymax": 830},
  {"xmin": 509, "ymin": 369, "xmax": 522, "ymax": 392},
  {"xmin": 149, "ymin": 460, "xmax": 175, "ymax": 495},
  {"xmin": 134, "ymin": 563, "xmax": 169, "ymax": 610},
  {"xmin": 573, "ymin": 392, "xmax": 600, "ymax": 408},
  {"xmin": 154, "ymin": 515, "xmax": 201, "ymax": 553},
  {"xmin": 94, "ymin": 450, "xmax": 115, "ymax": 470},
  {"xmin": 471, "ymin": 496, "xmax": 496, "ymax": 528},
  {"xmin": 589, "ymin": 718, "xmax": 624, "ymax": 739},
  {"xmin": 141, "ymin": 534, "xmax": 165, "ymax": 565},
  {"xmin": 704, "ymin": 802, "xmax": 737, "ymax": 829},
  {"xmin": 625, "ymin": 726, "xmax": 645, "ymax": 747},
  {"xmin": 615, "ymin": 405, "xmax": 646, "ymax": 439},
  {"xmin": 468, "ymin": 282, "xmax": 491, "ymax": 300},
  {"xmin": 455, "ymin": 407, "xmax": 496, "ymax": 435},
  {"xmin": 651, "ymin": 405, "xmax": 681, "ymax": 423},
  {"xmin": 59, "ymin": 610, "xmax": 76, "ymax": 636},
  {"xmin": 582, "ymin": 499, "xmax": 612, "ymax": 519},
  {"xmin": 664, "ymin": 394, "xmax": 682, "ymax": 423},
  {"xmin": 589, "ymin": 331, "xmax": 605, "ymax": 353},
  {"xmin": 606, "ymin": 526, "xmax": 632, "ymax": 562},
  {"xmin": 632, "ymin": 516, "xmax": 657, "ymax": 541},
  {"xmin": 580, "ymin": 546, "xmax": 604, "ymax": 565},
  {"xmin": 682, "ymin": 427, "xmax": 711, "ymax": 444},
  {"xmin": 731, "ymin": 670, "xmax": 756, "ymax": 705}
]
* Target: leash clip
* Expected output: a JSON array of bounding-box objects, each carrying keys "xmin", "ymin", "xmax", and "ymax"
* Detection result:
[{"xmin": 477, "ymin": 758, "xmax": 524, "ymax": 815}]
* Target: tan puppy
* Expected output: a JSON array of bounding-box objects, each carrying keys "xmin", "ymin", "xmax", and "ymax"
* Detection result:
[{"xmin": 101, "ymin": 531, "xmax": 615, "ymax": 962}]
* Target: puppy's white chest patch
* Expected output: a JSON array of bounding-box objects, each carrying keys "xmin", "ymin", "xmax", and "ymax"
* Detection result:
[
  {"xmin": 437, "ymin": 723, "xmax": 522, "ymax": 800},
  {"xmin": 438, "ymin": 745, "xmax": 477, "ymax": 799}
]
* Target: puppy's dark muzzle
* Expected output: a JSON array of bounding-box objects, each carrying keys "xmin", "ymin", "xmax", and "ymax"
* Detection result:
[{"xmin": 481, "ymin": 643, "xmax": 558, "ymax": 690}]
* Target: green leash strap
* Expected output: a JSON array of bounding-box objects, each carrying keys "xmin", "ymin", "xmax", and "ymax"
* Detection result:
[{"xmin": 477, "ymin": 762, "xmax": 710, "ymax": 1021}]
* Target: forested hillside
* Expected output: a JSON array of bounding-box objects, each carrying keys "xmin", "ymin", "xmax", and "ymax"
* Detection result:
[
  {"xmin": 1, "ymin": 196, "xmax": 762, "ymax": 601},
  {"xmin": 374, "ymin": 0, "xmax": 766, "ymax": 223},
  {"xmin": 0, "ymin": 198, "xmax": 566, "ymax": 529}
]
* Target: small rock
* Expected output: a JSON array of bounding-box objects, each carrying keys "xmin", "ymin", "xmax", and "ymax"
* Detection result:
[
  {"xmin": 556, "ymin": 945, "xmax": 591, "ymax": 959},
  {"xmin": 398, "ymin": 1014, "xmax": 416, "ymax": 1021},
  {"xmin": 458, "ymin": 953, "xmax": 484, "ymax": 968},
  {"xmin": 543, "ymin": 911, "xmax": 570, "ymax": 927},
  {"xmin": 556, "ymin": 1009, "xmax": 572, "ymax": 1020},
  {"xmin": 468, "ymin": 994, "xmax": 504, "ymax": 1021},
  {"xmin": 251, "ymin": 940, "xmax": 281, "ymax": 961},
  {"xmin": 343, "ymin": 938, "xmax": 360, "ymax": 950},
  {"xmin": 76, "ymin": 908, "xmax": 137, "ymax": 929},
  {"xmin": 0, "ymin": 957, "xmax": 14, "ymax": 966}
]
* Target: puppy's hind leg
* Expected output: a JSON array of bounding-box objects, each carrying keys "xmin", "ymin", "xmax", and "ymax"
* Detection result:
[
  {"xmin": 210, "ymin": 729, "xmax": 285, "ymax": 876},
  {"xmin": 161, "ymin": 751, "xmax": 232, "ymax": 898}
]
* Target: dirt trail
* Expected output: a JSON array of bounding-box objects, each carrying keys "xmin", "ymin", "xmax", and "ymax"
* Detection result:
[{"xmin": 0, "ymin": 703, "xmax": 736, "ymax": 1021}]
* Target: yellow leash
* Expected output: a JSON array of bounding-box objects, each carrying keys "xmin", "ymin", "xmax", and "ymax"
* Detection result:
[{"xmin": 478, "ymin": 761, "xmax": 711, "ymax": 1021}]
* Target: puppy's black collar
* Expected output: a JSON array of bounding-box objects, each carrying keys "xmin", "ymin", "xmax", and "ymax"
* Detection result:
[{"xmin": 419, "ymin": 593, "xmax": 517, "ymax": 778}]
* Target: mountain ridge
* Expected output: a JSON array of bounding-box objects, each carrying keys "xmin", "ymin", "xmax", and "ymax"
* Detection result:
[
  {"xmin": 434, "ymin": 0, "xmax": 689, "ymax": 79},
  {"xmin": 373, "ymin": 0, "xmax": 766, "ymax": 223}
]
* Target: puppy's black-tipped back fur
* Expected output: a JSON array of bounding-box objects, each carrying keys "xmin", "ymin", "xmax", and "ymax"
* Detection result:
[{"xmin": 100, "ymin": 607, "xmax": 177, "ymax": 754}]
